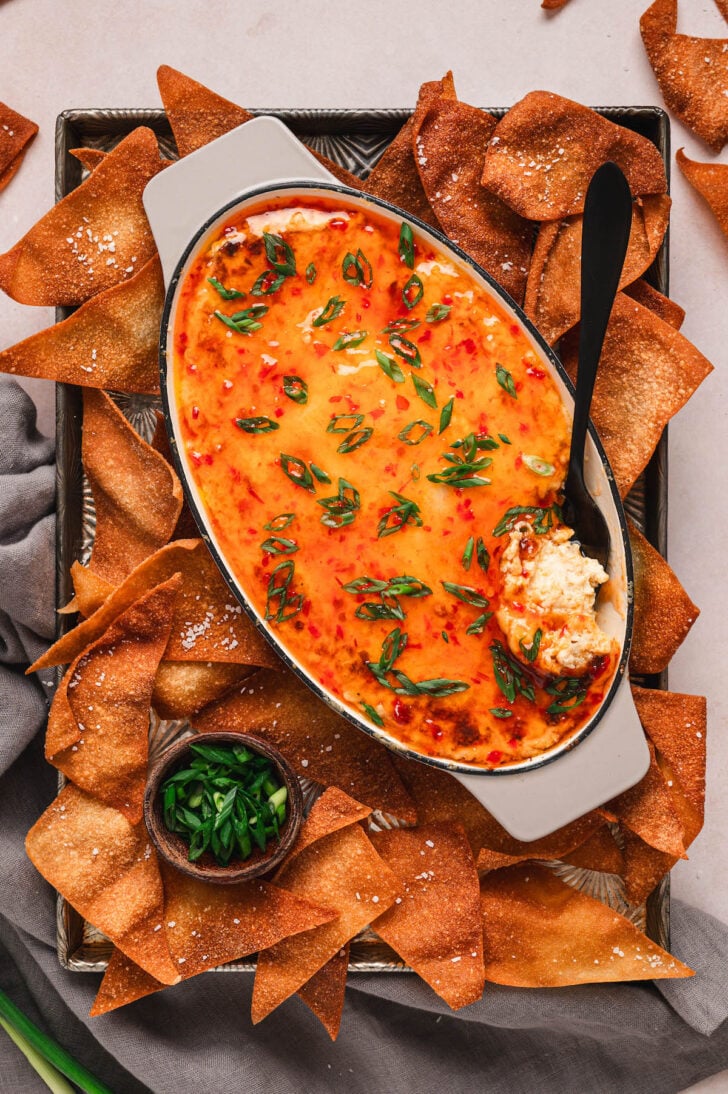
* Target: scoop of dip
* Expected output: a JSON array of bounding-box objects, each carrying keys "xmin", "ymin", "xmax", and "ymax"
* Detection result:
[{"xmin": 496, "ymin": 520, "xmax": 617, "ymax": 676}]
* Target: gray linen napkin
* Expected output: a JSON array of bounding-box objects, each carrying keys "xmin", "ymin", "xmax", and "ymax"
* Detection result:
[{"xmin": 2, "ymin": 375, "xmax": 728, "ymax": 1094}]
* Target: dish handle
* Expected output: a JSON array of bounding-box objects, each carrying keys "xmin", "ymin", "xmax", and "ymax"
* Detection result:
[
  {"xmin": 143, "ymin": 116, "xmax": 337, "ymax": 286},
  {"xmin": 451, "ymin": 673, "xmax": 650, "ymax": 842}
]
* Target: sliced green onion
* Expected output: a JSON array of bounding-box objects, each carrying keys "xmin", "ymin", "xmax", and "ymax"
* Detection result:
[
  {"xmin": 333, "ymin": 330, "xmax": 368, "ymax": 351},
  {"xmin": 411, "ymin": 374, "xmax": 437, "ymax": 409},
  {"xmin": 402, "ymin": 273, "xmax": 424, "ymax": 309},
  {"xmin": 398, "ymin": 420, "xmax": 433, "ymax": 446},
  {"xmin": 375, "ymin": 349, "xmax": 405, "ymax": 383},
  {"xmin": 522, "ymin": 454, "xmax": 555, "ymax": 477},
  {"xmin": 208, "ymin": 276, "xmax": 245, "ymax": 300},
  {"xmin": 235, "ymin": 416, "xmax": 279, "ymax": 434},
  {"xmin": 313, "ymin": 295, "xmax": 346, "ymax": 326},
  {"xmin": 426, "ymin": 303, "xmax": 451, "ymax": 322},
  {"xmin": 496, "ymin": 361, "xmax": 517, "ymax": 398},
  {"xmin": 399, "ymin": 222, "xmax": 415, "ymax": 268},
  {"xmin": 283, "ymin": 375, "xmax": 308, "ymax": 404},
  {"xmin": 263, "ymin": 231, "xmax": 296, "ymax": 276}
]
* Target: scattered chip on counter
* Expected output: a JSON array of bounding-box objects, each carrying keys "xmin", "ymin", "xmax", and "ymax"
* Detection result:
[
  {"xmin": 25, "ymin": 785, "xmax": 181, "ymax": 985},
  {"xmin": 641, "ymin": 0, "xmax": 728, "ymax": 151},
  {"xmin": 0, "ymin": 102, "xmax": 38, "ymax": 192},
  {"xmin": 0, "ymin": 254, "xmax": 163, "ymax": 393},
  {"xmin": 296, "ymin": 943, "xmax": 350, "ymax": 1040},
  {"xmin": 524, "ymin": 194, "xmax": 670, "ymax": 344},
  {"xmin": 193, "ymin": 668, "xmax": 417, "ymax": 822},
  {"xmin": 560, "ymin": 292, "xmax": 713, "ymax": 496},
  {"xmin": 677, "ymin": 147, "xmax": 728, "ymax": 240},
  {"xmin": 82, "ymin": 389, "xmax": 183, "ymax": 585},
  {"xmin": 0, "ymin": 127, "xmax": 162, "ymax": 305},
  {"xmin": 371, "ymin": 823, "xmax": 485, "ymax": 1009},
  {"xmin": 51, "ymin": 575, "xmax": 180, "ymax": 823},
  {"xmin": 481, "ymin": 91, "xmax": 667, "ymax": 221},
  {"xmin": 480, "ymin": 863, "xmax": 693, "ymax": 985},
  {"xmin": 629, "ymin": 520, "xmax": 699, "ymax": 675}
]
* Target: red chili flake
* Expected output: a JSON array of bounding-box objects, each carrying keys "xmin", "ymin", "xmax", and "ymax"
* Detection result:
[
  {"xmin": 455, "ymin": 389, "xmax": 464, "ymax": 399},
  {"xmin": 370, "ymin": 406, "xmax": 385, "ymax": 420},
  {"xmin": 509, "ymin": 323, "xmax": 520, "ymax": 337},
  {"xmin": 457, "ymin": 337, "xmax": 477, "ymax": 354},
  {"xmin": 259, "ymin": 363, "xmax": 276, "ymax": 381},
  {"xmin": 512, "ymin": 602, "xmax": 525, "ymax": 613},
  {"xmin": 361, "ymin": 297, "xmax": 371, "ymax": 309},
  {"xmin": 383, "ymin": 463, "xmax": 397, "ymax": 475},
  {"xmin": 229, "ymin": 468, "xmax": 242, "ymax": 483},
  {"xmin": 290, "ymin": 285, "xmax": 302, "ymax": 297},
  {"xmin": 314, "ymin": 342, "xmax": 330, "ymax": 358},
  {"xmin": 589, "ymin": 655, "xmax": 609, "ymax": 680},
  {"xmin": 442, "ymin": 529, "xmax": 452, "ymax": 537},
  {"xmin": 191, "ymin": 405, "xmax": 199, "ymax": 420},
  {"xmin": 445, "ymin": 621, "xmax": 455, "ymax": 631},
  {"xmin": 274, "ymin": 407, "xmax": 284, "ymax": 418},
  {"xmin": 191, "ymin": 452, "xmax": 202, "ymax": 467},
  {"xmin": 514, "ymin": 454, "xmax": 523, "ymax": 470},
  {"xmin": 417, "ymin": 328, "xmax": 432, "ymax": 344},
  {"xmin": 396, "ymin": 395, "xmax": 410, "ymax": 411},
  {"xmin": 177, "ymin": 331, "xmax": 188, "ymax": 350},
  {"xmin": 329, "ymin": 218, "xmax": 348, "ymax": 230},
  {"xmin": 487, "ymin": 750, "xmax": 503, "ymax": 763},
  {"xmin": 442, "ymin": 294, "xmax": 453, "ymax": 305},
  {"xmin": 186, "ymin": 363, "xmax": 197, "ymax": 375},
  {"xmin": 308, "ymin": 624, "xmax": 321, "ymax": 638},
  {"xmin": 302, "ymin": 599, "xmax": 312, "ymax": 617},
  {"xmin": 247, "ymin": 527, "xmax": 257, "ymax": 535},
  {"xmin": 427, "ymin": 721, "xmax": 444, "ymax": 741},
  {"xmin": 345, "ymin": 395, "xmax": 360, "ymax": 411},
  {"xmin": 519, "ymin": 422, "xmax": 529, "ymax": 433},
  {"xmin": 526, "ymin": 365, "xmax": 546, "ymax": 379},
  {"xmin": 247, "ymin": 483, "xmax": 264, "ymax": 504},
  {"xmin": 329, "ymin": 395, "xmax": 343, "ymax": 403},
  {"xmin": 508, "ymin": 737, "xmax": 520, "ymax": 749},
  {"xmin": 393, "ymin": 700, "xmax": 412, "ymax": 724},
  {"xmin": 335, "ymin": 624, "xmax": 344, "ymax": 640},
  {"xmin": 203, "ymin": 454, "xmax": 213, "ymax": 465}
]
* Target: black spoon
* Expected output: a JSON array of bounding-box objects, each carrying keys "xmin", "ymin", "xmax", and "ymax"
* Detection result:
[{"xmin": 561, "ymin": 160, "xmax": 633, "ymax": 571}]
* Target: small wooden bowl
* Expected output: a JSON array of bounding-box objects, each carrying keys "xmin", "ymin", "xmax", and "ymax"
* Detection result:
[{"xmin": 144, "ymin": 732, "xmax": 303, "ymax": 885}]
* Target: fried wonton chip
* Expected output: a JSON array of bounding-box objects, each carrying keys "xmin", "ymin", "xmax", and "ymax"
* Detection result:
[
  {"xmin": 0, "ymin": 103, "xmax": 38, "ymax": 192},
  {"xmin": 70, "ymin": 147, "xmax": 107, "ymax": 174},
  {"xmin": 391, "ymin": 753, "xmax": 602, "ymax": 859},
  {"xmin": 61, "ymin": 561, "xmax": 114, "ymax": 618},
  {"xmin": 629, "ymin": 520, "xmax": 699, "ymax": 674},
  {"xmin": 252, "ymin": 803, "xmax": 399, "ymax": 1022},
  {"xmin": 624, "ymin": 278, "xmax": 685, "ymax": 330},
  {"xmin": 481, "ymin": 91, "xmax": 667, "ymax": 221},
  {"xmin": 606, "ymin": 741, "xmax": 686, "ymax": 858},
  {"xmin": 480, "ymin": 863, "xmax": 693, "ymax": 985},
  {"xmin": 26, "ymin": 785, "xmax": 180, "ymax": 985},
  {"xmin": 296, "ymin": 944, "xmax": 349, "ymax": 1040},
  {"xmin": 476, "ymin": 823, "xmax": 624, "ymax": 876},
  {"xmin": 0, "ymin": 128, "xmax": 162, "ymax": 305},
  {"xmin": 641, "ymin": 0, "xmax": 728, "ymax": 151},
  {"xmin": 90, "ymin": 948, "xmax": 166, "ymax": 1016},
  {"xmin": 542, "ymin": 0, "xmax": 572, "ymax": 8},
  {"xmin": 83, "ymin": 390, "xmax": 182, "ymax": 584},
  {"xmin": 364, "ymin": 76, "xmax": 455, "ymax": 228},
  {"xmin": 412, "ymin": 96, "xmax": 533, "ymax": 304},
  {"xmin": 285, "ymin": 787, "xmax": 371, "ymax": 865},
  {"xmin": 621, "ymin": 829, "xmax": 677, "ymax": 905},
  {"xmin": 371, "ymin": 823, "xmax": 485, "ymax": 1009},
  {"xmin": 193, "ymin": 667, "xmax": 416, "ymax": 822},
  {"xmin": 156, "ymin": 65, "xmax": 363, "ymax": 190},
  {"xmin": 677, "ymin": 147, "xmax": 728, "ymax": 240},
  {"xmin": 632, "ymin": 686, "xmax": 707, "ymax": 849},
  {"xmin": 560, "ymin": 292, "xmax": 713, "ymax": 496},
  {"xmin": 0, "ymin": 254, "xmax": 163, "ymax": 393},
  {"xmin": 150, "ymin": 411, "xmax": 199, "ymax": 539},
  {"xmin": 152, "ymin": 661, "xmax": 256, "ymax": 720},
  {"xmin": 51, "ymin": 576, "xmax": 180, "ymax": 822},
  {"xmin": 524, "ymin": 194, "xmax": 670, "ymax": 344},
  {"xmin": 30, "ymin": 540, "xmax": 279, "ymax": 674}
]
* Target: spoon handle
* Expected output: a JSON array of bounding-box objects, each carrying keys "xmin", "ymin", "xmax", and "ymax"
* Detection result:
[{"xmin": 567, "ymin": 161, "xmax": 633, "ymax": 494}]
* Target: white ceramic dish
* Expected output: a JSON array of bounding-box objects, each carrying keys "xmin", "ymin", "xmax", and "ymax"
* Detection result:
[{"xmin": 144, "ymin": 116, "xmax": 650, "ymax": 840}]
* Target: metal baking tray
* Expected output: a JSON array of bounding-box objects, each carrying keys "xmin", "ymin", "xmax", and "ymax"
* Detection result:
[{"xmin": 52, "ymin": 104, "xmax": 671, "ymax": 974}]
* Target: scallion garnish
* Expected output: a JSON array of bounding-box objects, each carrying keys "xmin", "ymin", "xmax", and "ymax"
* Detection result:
[
  {"xmin": 519, "ymin": 628, "xmax": 543, "ymax": 663},
  {"xmin": 441, "ymin": 582, "xmax": 490, "ymax": 608},
  {"xmin": 389, "ymin": 333, "xmax": 421, "ymax": 368},
  {"xmin": 439, "ymin": 396, "xmax": 455, "ymax": 434},
  {"xmin": 426, "ymin": 303, "xmax": 451, "ymax": 323},
  {"xmin": 398, "ymin": 223, "xmax": 415, "ymax": 268},
  {"xmin": 313, "ymin": 295, "xmax": 346, "ymax": 326},
  {"xmin": 265, "ymin": 560, "xmax": 304, "ymax": 622},
  {"xmin": 402, "ymin": 273, "xmax": 424, "ymax": 309},
  {"xmin": 306, "ymin": 262, "xmax": 317, "ymax": 284},
  {"xmin": 492, "ymin": 504, "xmax": 561, "ymax": 537},
  {"xmin": 214, "ymin": 309, "xmax": 265, "ymax": 335},
  {"xmin": 382, "ymin": 317, "xmax": 420, "ymax": 335},
  {"xmin": 466, "ymin": 612, "xmax": 492, "ymax": 636},
  {"xmin": 161, "ymin": 741, "xmax": 288, "ymax": 866},
  {"xmin": 375, "ymin": 349, "xmax": 405, "ymax": 384},
  {"xmin": 342, "ymin": 249, "xmax": 373, "ymax": 288},
  {"xmin": 283, "ymin": 375, "xmax": 308, "ymax": 404},
  {"xmin": 490, "ymin": 641, "xmax": 536, "ymax": 704},
  {"xmin": 522, "ymin": 454, "xmax": 556, "ymax": 477},
  {"xmin": 235, "ymin": 416, "xmax": 279, "ymax": 434},
  {"xmin": 499, "ymin": 433, "xmax": 512, "ymax": 444},
  {"xmin": 496, "ymin": 361, "xmax": 517, "ymax": 399},
  {"xmin": 411, "ymin": 374, "xmax": 437, "ymax": 409},
  {"xmin": 545, "ymin": 675, "xmax": 589, "ymax": 715},
  {"xmin": 377, "ymin": 492, "xmax": 423, "ymax": 537},
  {"xmin": 333, "ymin": 330, "xmax": 368, "ymax": 351},
  {"xmin": 427, "ymin": 434, "xmax": 494, "ymax": 488},
  {"xmin": 398, "ymin": 420, "xmax": 433, "ymax": 446},
  {"xmin": 337, "ymin": 428, "xmax": 372, "ymax": 454},
  {"xmin": 208, "ymin": 276, "xmax": 245, "ymax": 300},
  {"xmin": 310, "ymin": 463, "xmax": 331, "ymax": 484},
  {"xmin": 263, "ymin": 231, "xmax": 296, "ymax": 276},
  {"xmin": 251, "ymin": 270, "xmax": 287, "ymax": 296},
  {"xmin": 344, "ymin": 573, "xmax": 432, "ymax": 621},
  {"xmin": 264, "ymin": 513, "xmax": 295, "ymax": 531},
  {"xmin": 261, "ymin": 536, "xmax": 299, "ymax": 555},
  {"xmin": 476, "ymin": 538, "xmax": 490, "ymax": 573},
  {"xmin": 280, "ymin": 453, "xmax": 316, "ymax": 493},
  {"xmin": 462, "ymin": 536, "xmax": 474, "ymax": 571},
  {"xmin": 362, "ymin": 702, "xmax": 384, "ymax": 727},
  {"xmin": 327, "ymin": 413, "xmax": 364, "ymax": 433},
  {"xmin": 490, "ymin": 708, "xmax": 513, "ymax": 719},
  {"xmin": 317, "ymin": 477, "xmax": 361, "ymax": 528}
]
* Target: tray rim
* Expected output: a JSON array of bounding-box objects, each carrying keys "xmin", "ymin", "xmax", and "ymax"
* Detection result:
[{"xmin": 52, "ymin": 103, "xmax": 671, "ymax": 974}]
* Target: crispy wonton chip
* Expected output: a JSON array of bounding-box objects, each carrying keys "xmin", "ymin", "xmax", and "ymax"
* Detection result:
[
  {"xmin": 83, "ymin": 390, "xmax": 182, "ymax": 584},
  {"xmin": 606, "ymin": 741, "xmax": 686, "ymax": 858},
  {"xmin": 632, "ymin": 686, "xmax": 707, "ymax": 849},
  {"xmin": 152, "ymin": 661, "xmax": 256, "ymax": 720},
  {"xmin": 90, "ymin": 948, "xmax": 166, "ymax": 1016},
  {"xmin": 26, "ymin": 785, "xmax": 180, "ymax": 985},
  {"xmin": 480, "ymin": 863, "xmax": 693, "ymax": 985},
  {"xmin": 70, "ymin": 147, "xmax": 107, "ymax": 174},
  {"xmin": 629, "ymin": 519, "xmax": 699, "ymax": 674},
  {"xmin": 62, "ymin": 561, "xmax": 114, "ymax": 618},
  {"xmin": 252, "ymin": 806, "xmax": 399, "ymax": 1022},
  {"xmin": 0, "ymin": 127, "xmax": 162, "ymax": 305},
  {"xmin": 296, "ymin": 943, "xmax": 350, "ymax": 1041},
  {"xmin": 621, "ymin": 829, "xmax": 677, "ymax": 906},
  {"xmin": 677, "ymin": 147, "xmax": 728, "ymax": 240},
  {"xmin": 0, "ymin": 254, "xmax": 163, "ymax": 394},
  {"xmin": 51, "ymin": 576, "xmax": 180, "ymax": 822},
  {"xmin": 364, "ymin": 76, "xmax": 455, "ymax": 228},
  {"xmin": 371, "ymin": 823, "xmax": 485, "ymax": 1009},
  {"xmin": 412, "ymin": 96, "xmax": 533, "ymax": 304},
  {"xmin": 524, "ymin": 194, "xmax": 670, "ymax": 344},
  {"xmin": 150, "ymin": 410, "xmax": 200, "ymax": 540},
  {"xmin": 0, "ymin": 103, "xmax": 38, "ymax": 192},
  {"xmin": 30, "ymin": 540, "xmax": 279, "ymax": 674},
  {"xmin": 542, "ymin": 0, "xmax": 572, "ymax": 8},
  {"xmin": 156, "ymin": 65, "xmax": 363, "ymax": 190},
  {"xmin": 476, "ymin": 823, "xmax": 624, "ymax": 876},
  {"xmin": 283, "ymin": 787, "xmax": 372, "ymax": 867},
  {"xmin": 560, "ymin": 292, "xmax": 713, "ymax": 496},
  {"xmin": 194, "ymin": 667, "xmax": 416, "ymax": 822},
  {"xmin": 624, "ymin": 278, "xmax": 685, "ymax": 330},
  {"xmin": 481, "ymin": 91, "xmax": 667, "ymax": 221},
  {"xmin": 641, "ymin": 0, "xmax": 728, "ymax": 151},
  {"xmin": 390, "ymin": 754, "xmax": 603, "ymax": 858}
]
